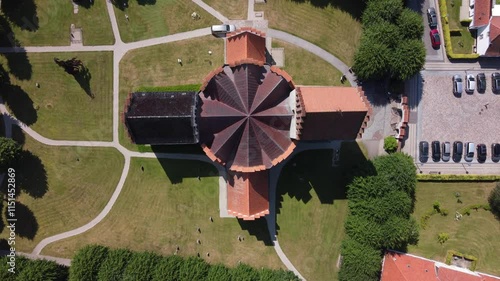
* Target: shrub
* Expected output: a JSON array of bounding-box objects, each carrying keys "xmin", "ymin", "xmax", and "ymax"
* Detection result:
[
  {"xmin": 345, "ymin": 215, "xmax": 385, "ymax": 249},
  {"xmin": 152, "ymin": 255, "xmax": 184, "ymax": 281},
  {"xmin": 69, "ymin": 244, "xmax": 109, "ymax": 281},
  {"xmin": 433, "ymin": 201, "xmax": 441, "ymax": 212},
  {"xmin": 206, "ymin": 264, "xmax": 230, "ymax": 281},
  {"xmin": 349, "ymin": 191, "xmax": 413, "ymax": 223},
  {"xmin": 178, "ymin": 257, "xmax": 210, "ymax": 281},
  {"xmin": 338, "ymin": 239, "xmax": 382, "ymax": 281},
  {"xmin": 445, "ymin": 250, "xmax": 478, "ymax": 270},
  {"xmin": 122, "ymin": 252, "xmax": 161, "ymax": 281},
  {"xmin": 383, "ymin": 136, "xmax": 398, "ymax": 153},
  {"xmin": 230, "ymin": 263, "xmax": 259, "ymax": 281},
  {"xmin": 440, "ymin": 208, "xmax": 449, "ymax": 216},
  {"xmin": 97, "ymin": 248, "xmax": 133, "ymax": 281},
  {"xmin": 437, "ymin": 233, "xmax": 449, "ymax": 244},
  {"xmin": 16, "ymin": 258, "xmax": 69, "ymax": 281},
  {"xmin": 417, "ymin": 174, "xmax": 500, "ymax": 181},
  {"xmin": 372, "ymin": 153, "xmax": 417, "ymax": 196},
  {"xmin": 488, "ymin": 182, "xmax": 500, "ymax": 218}
]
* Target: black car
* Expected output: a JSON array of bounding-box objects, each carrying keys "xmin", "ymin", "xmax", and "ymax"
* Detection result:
[
  {"xmin": 492, "ymin": 73, "xmax": 500, "ymax": 93},
  {"xmin": 427, "ymin": 8, "xmax": 438, "ymax": 29},
  {"xmin": 432, "ymin": 141, "xmax": 441, "ymax": 162},
  {"xmin": 492, "ymin": 143, "xmax": 500, "ymax": 162},
  {"xmin": 477, "ymin": 73, "xmax": 486, "ymax": 93},
  {"xmin": 477, "ymin": 144, "xmax": 487, "ymax": 163},
  {"xmin": 453, "ymin": 141, "xmax": 463, "ymax": 163},
  {"xmin": 419, "ymin": 141, "xmax": 429, "ymax": 163}
]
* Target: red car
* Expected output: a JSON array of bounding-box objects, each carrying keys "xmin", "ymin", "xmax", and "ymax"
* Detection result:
[{"xmin": 430, "ymin": 29, "xmax": 441, "ymax": 48}]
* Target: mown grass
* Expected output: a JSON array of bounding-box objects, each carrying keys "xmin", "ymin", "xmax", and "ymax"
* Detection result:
[
  {"xmin": 113, "ymin": 1, "xmax": 219, "ymax": 43},
  {"xmin": 42, "ymin": 158, "xmax": 284, "ymax": 269},
  {"xmin": 272, "ymin": 40, "xmax": 347, "ymax": 86},
  {"xmin": 0, "ymin": 133, "xmax": 124, "ymax": 253},
  {"xmin": 0, "ymin": 0, "xmax": 114, "ymax": 46},
  {"xmin": 203, "ymin": 0, "xmax": 248, "ymax": 20},
  {"xmin": 118, "ymin": 36, "xmax": 224, "ymax": 152},
  {"xmin": 0, "ymin": 51, "xmax": 113, "ymax": 141},
  {"xmin": 256, "ymin": 0, "xmax": 363, "ymax": 65},
  {"xmin": 446, "ymin": 0, "xmax": 475, "ymax": 54},
  {"xmin": 408, "ymin": 182, "xmax": 500, "ymax": 276}
]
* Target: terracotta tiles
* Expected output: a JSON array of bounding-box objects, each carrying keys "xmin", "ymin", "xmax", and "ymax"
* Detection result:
[
  {"xmin": 227, "ymin": 171, "xmax": 270, "ymax": 220},
  {"xmin": 226, "ymin": 31, "xmax": 266, "ymax": 66},
  {"xmin": 486, "ymin": 17, "xmax": 500, "ymax": 56},
  {"xmin": 472, "ymin": 0, "xmax": 492, "ymax": 27}
]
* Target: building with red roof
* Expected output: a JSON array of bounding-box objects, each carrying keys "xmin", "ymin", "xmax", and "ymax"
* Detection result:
[
  {"xmin": 124, "ymin": 28, "xmax": 370, "ymax": 220},
  {"xmin": 381, "ymin": 251, "xmax": 500, "ymax": 281},
  {"xmin": 470, "ymin": 1, "xmax": 500, "ymax": 56}
]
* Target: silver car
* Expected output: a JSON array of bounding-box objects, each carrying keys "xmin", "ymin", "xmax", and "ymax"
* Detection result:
[
  {"xmin": 464, "ymin": 142, "xmax": 474, "ymax": 162},
  {"xmin": 453, "ymin": 75, "xmax": 463, "ymax": 96},
  {"xmin": 442, "ymin": 142, "xmax": 451, "ymax": 162}
]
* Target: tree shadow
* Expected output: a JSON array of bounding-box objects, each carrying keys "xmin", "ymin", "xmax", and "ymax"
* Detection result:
[
  {"xmin": 289, "ymin": 0, "xmax": 366, "ymax": 20},
  {"xmin": 0, "ymin": 0, "xmax": 39, "ymax": 31},
  {"xmin": 73, "ymin": 66, "xmax": 94, "ymax": 99},
  {"xmin": 0, "ymin": 239, "xmax": 8, "ymax": 250},
  {"xmin": 3, "ymin": 85, "xmax": 37, "ymax": 126},
  {"xmin": 4, "ymin": 51, "xmax": 33, "ymax": 81},
  {"xmin": 73, "ymin": 0, "xmax": 95, "ymax": 9},
  {"xmin": 237, "ymin": 217, "xmax": 273, "ymax": 246},
  {"xmin": 112, "ymin": 0, "xmax": 129, "ymax": 10},
  {"xmin": 11, "ymin": 125, "xmax": 25, "ymax": 146},
  {"xmin": 137, "ymin": 0, "xmax": 157, "ymax": 5},
  {"xmin": 0, "ymin": 64, "xmax": 11, "ymax": 87},
  {"xmin": 153, "ymin": 157, "xmax": 218, "ymax": 184},
  {"xmin": 8, "ymin": 202, "xmax": 38, "ymax": 240},
  {"xmin": 0, "ymin": 200, "xmax": 4, "ymax": 233},
  {"xmin": 17, "ymin": 150, "xmax": 48, "ymax": 198}
]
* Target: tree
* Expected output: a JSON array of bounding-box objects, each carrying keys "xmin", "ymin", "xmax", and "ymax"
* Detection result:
[
  {"xmin": 347, "ymin": 175, "xmax": 392, "ymax": 201},
  {"xmin": 488, "ymin": 182, "xmax": 500, "ymax": 218},
  {"xmin": 389, "ymin": 39, "xmax": 426, "ymax": 81},
  {"xmin": 383, "ymin": 136, "xmax": 398, "ymax": 154},
  {"xmin": 54, "ymin": 57, "xmax": 84, "ymax": 75},
  {"xmin": 0, "ymin": 137, "xmax": 21, "ymax": 169},
  {"xmin": 372, "ymin": 153, "xmax": 417, "ymax": 197},
  {"xmin": 349, "ymin": 191, "xmax": 413, "ymax": 224},
  {"xmin": 364, "ymin": 22, "xmax": 402, "ymax": 48},
  {"xmin": 16, "ymin": 258, "xmax": 69, "ymax": 281},
  {"xmin": 344, "ymin": 215, "xmax": 385, "ymax": 249},
  {"xmin": 382, "ymin": 216, "xmax": 419, "ymax": 250},
  {"xmin": 122, "ymin": 251, "xmax": 161, "ymax": 281},
  {"xmin": 230, "ymin": 263, "xmax": 260, "ymax": 281},
  {"xmin": 352, "ymin": 38, "xmax": 391, "ymax": 81},
  {"xmin": 97, "ymin": 248, "xmax": 133, "ymax": 281},
  {"xmin": 178, "ymin": 257, "xmax": 210, "ymax": 281},
  {"xmin": 338, "ymin": 238, "xmax": 382, "ymax": 281},
  {"xmin": 397, "ymin": 8, "xmax": 424, "ymax": 40},
  {"xmin": 152, "ymin": 255, "xmax": 184, "ymax": 281},
  {"xmin": 206, "ymin": 264, "xmax": 230, "ymax": 281},
  {"xmin": 362, "ymin": 0, "xmax": 403, "ymax": 26},
  {"xmin": 69, "ymin": 245, "xmax": 109, "ymax": 281}
]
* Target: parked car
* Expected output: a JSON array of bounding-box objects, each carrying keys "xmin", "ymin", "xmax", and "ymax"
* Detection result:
[
  {"xmin": 492, "ymin": 143, "xmax": 500, "ymax": 163},
  {"xmin": 464, "ymin": 142, "xmax": 475, "ymax": 162},
  {"xmin": 477, "ymin": 144, "xmax": 487, "ymax": 163},
  {"xmin": 432, "ymin": 141, "xmax": 441, "ymax": 162},
  {"xmin": 427, "ymin": 8, "xmax": 438, "ymax": 29},
  {"xmin": 442, "ymin": 142, "xmax": 451, "ymax": 162},
  {"xmin": 492, "ymin": 72, "xmax": 500, "ymax": 93},
  {"xmin": 211, "ymin": 24, "xmax": 236, "ymax": 36},
  {"xmin": 453, "ymin": 75, "xmax": 463, "ymax": 96},
  {"xmin": 477, "ymin": 73, "xmax": 486, "ymax": 93},
  {"xmin": 453, "ymin": 141, "xmax": 463, "ymax": 162},
  {"xmin": 419, "ymin": 141, "xmax": 429, "ymax": 163},
  {"xmin": 430, "ymin": 29, "xmax": 441, "ymax": 49},
  {"xmin": 466, "ymin": 74, "xmax": 475, "ymax": 93}
]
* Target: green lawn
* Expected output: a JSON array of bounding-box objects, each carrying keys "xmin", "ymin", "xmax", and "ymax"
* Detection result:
[
  {"xmin": 408, "ymin": 182, "xmax": 500, "ymax": 276},
  {"xmin": 0, "ymin": 51, "xmax": 113, "ymax": 141},
  {"xmin": 118, "ymin": 36, "xmax": 224, "ymax": 152},
  {"xmin": 446, "ymin": 0, "xmax": 475, "ymax": 54},
  {"xmin": 113, "ymin": 1, "xmax": 219, "ymax": 43},
  {"xmin": 277, "ymin": 142, "xmax": 368, "ymax": 281},
  {"xmin": 0, "ymin": 0, "xmax": 114, "ymax": 46},
  {"xmin": 0, "ymin": 133, "xmax": 124, "ymax": 253},
  {"xmin": 272, "ymin": 40, "xmax": 347, "ymax": 86},
  {"xmin": 42, "ymin": 158, "xmax": 284, "ymax": 270},
  {"xmin": 203, "ymin": 0, "xmax": 248, "ymax": 20},
  {"xmin": 256, "ymin": 0, "xmax": 363, "ymax": 65}
]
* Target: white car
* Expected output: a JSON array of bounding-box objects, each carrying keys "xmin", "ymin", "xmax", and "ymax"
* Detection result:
[
  {"xmin": 211, "ymin": 24, "xmax": 236, "ymax": 37},
  {"xmin": 466, "ymin": 74, "xmax": 475, "ymax": 93}
]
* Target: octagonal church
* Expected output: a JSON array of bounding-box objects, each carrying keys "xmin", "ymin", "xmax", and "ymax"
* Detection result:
[{"xmin": 124, "ymin": 28, "xmax": 371, "ymax": 220}]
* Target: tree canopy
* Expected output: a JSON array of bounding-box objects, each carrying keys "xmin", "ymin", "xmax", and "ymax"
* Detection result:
[
  {"xmin": 0, "ymin": 137, "xmax": 22, "ymax": 169},
  {"xmin": 488, "ymin": 182, "xmax": 500, "ymax": 218}
]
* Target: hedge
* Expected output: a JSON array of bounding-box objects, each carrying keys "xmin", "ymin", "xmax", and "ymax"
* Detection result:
[
  {"xmin": 417, "ymin": 174, "xmax": 500, "ymax": 181},
  {"xmin": 438, "ymin": 0, "xmax": 480, "ymax": 60},
  {"xmin": 135, "ymin": 84, "xmax": 202, "ymax": 92},
  {"xmin": 0, "ymin": 256, "xmax": 68, "ymax": 281},
  {"xmin": 445, "ymin": 250, "xmax": 478, "ymax": 270}
]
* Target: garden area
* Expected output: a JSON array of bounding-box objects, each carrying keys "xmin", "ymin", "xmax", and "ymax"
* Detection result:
[
  {"xmin": 408, "ymin": 182, "xmax": 500, "ymax": 276},
  {"xmin": 445, "ymin": 0, "xmax": 475, "ymax": 54},
  {"xmin": 0, "ymin": 51, "xmax": 114, "ymax": 141},
  {"xmin": 0, "ymin": 132, "xmax": 124, "ymax": 253},
  {"xmin": 118, "ymin": 36, "xmax": 224, "ymax": 152},
  {"xmin": 112, "ymin": 0, "xmax": 218, "ymax": 43},
  {"xmin": 0, "ymin": 0, "xmax": 114, "ymax": 46},
  {"xmin": 42, "ymin": 158, "xmax": 283, "ymax": 270}
]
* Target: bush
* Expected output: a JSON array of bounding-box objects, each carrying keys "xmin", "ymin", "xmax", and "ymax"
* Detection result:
[
  {"xmin": 344, "ymin": 215, "xmax": 385, "ymax": 249},
  {"xmin": 417, "ymin": 174, "xmax": 500, "ymax": 181},
  {"xmin": 372, "ymin": 153, "xmax": 417, "ymax": 196},
  {"xmin": 383, "ymin": 136, "xmax": 398, "ymax": 153},
  {"xmin": 349, "ymin": 191, "xmax": 413, "ymax": 223},
  {"xmin": 1, "ymin": 257, "xmax": 69, "ymax": 281},
  {"xmin": 122, "ymin": 252, "xmax": 162, "ymax": 281},
  {"xmin": 488, "ymin": 182, "xmax": 500, "ymax": 218},
  {"xmin": 382, "ymin": 216, "xmax": 419, "ymax": 250},
  {"xmin": 97, "ymin": 248, "xmax": 133, "ymax": 281},
  {"xmin": 338, "ymin": 239, "xmax": 382, "ymax": 281},
  {"xmin": 437, "ymin": 233, "xmax": 449, "ymax": 244},
  {"xmin": 230, "ymin": 263, "xmax": 260, "ymax": 281},
  {"xmin": 152, "ymin": 255, "xmax": 184, "ymax": 281},
  {"xmin": 178, "ymin": 257, "xmax": 210, "ymax": 281},
  {"xmin": 445, "ymin": 250, "xmax": 478, "ymax": 270},
  {"xmin": 206, "ymin": 264, "xmax": 230, "ymax": 281},
  {"xmin": 70, "ymin": 244, "xmax": 109, "ymax": 281}
]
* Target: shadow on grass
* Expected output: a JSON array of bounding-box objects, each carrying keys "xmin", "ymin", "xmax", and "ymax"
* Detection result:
[
  {"xmin": 289, "ymin": 0, "xmax": 366, "ymax": 19},
  {"xmin": 112, "ymin": 0, "xmax": 129, "ymax": 10},
  {"xmin": 9, "ymin": 202, "xmax": 38, "ymax": 240},
  {"xmin": 137, "ymin": 0, "xmax": 157, "ymax": 5},
  {"xmin": 73, "ymin": 66, "xmax": 94, "ymax": 99},
  {"xmin": 74, "ymin": 0, "xmax": 95, "ymax": 9},
  {"xmin": 11, "ymin": 125, "xmax": 25, "ymax": 145},
  {"xmin": 237, "ymin": 217, "xmax": 273, "ymax": 246},
  {"xmin": 154, "ymin": 157, "xmax": 218, "ymax": 184},
  {"xmin": 4, "ymin": 51, "xmax": 32, "ymax": 81},
  {"xmin": 3, "ymin": 85, "xmax": 37, "ymax": 125},
  {"xmin": 0, "ymin": 0, "xmax": 39, "ymax": 31},
  {"xmin": 17, "ymin": 150, "xmax": 48, "ymax": 198}
]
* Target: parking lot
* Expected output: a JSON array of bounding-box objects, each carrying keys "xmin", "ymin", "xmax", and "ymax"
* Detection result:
[{"xmin": 418, "ymin": 71, "xmax": 500, "ymax": 163}]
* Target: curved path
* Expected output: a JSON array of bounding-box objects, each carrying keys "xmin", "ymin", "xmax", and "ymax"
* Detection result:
[{"xmin": 0, "ymin": 1, "xmax": 355, "ymax": 279}]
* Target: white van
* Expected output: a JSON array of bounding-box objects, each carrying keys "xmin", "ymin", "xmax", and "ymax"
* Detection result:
[{"xmin": 211, "ymin": 24, "xmax": 236, "ymax": 36}]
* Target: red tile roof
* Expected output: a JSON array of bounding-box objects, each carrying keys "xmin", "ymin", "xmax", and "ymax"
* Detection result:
[
  {"xmin": 227, "ymin": 171, "xmax": 270, "ymax": 220},
  {"xmin": 486, "ymin": 16, "xmax": 500, "ymax": 56},
  {"xmin": 226, "ymin": 30, "xmax": 266, "ymax": 67},
  {"xmin": 381, "ymin": 251, "xmax": 500, "ymax": 281},
  {"xmin": 472, "ymin": 0, "xmax": 492, "ymax": 27},
  {"xmin": 298, "ymin": 86, "xmax": 368, "ymax": 113}
]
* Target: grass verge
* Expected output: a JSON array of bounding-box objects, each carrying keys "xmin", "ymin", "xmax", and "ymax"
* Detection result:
[
  {"xmin": 256, "ymin": 0, "xmax": 363, "ymax": 65},
  {"xmin": 272, "ymin": 40, "xmax": 346, "ymax": 86},
  {"xmin": 119, "ymin": 36, "xmax": 224, "ymax": 152},
  {"xmin": 203, "ymin": 0, "xmax": 248, "ymax": 20},
  {"xmin": 408, "ymin": 182, "xmax": 500, "ymax": 276},
  {"xmin": 0, "ymin": 0, "xmax": 114, "ymax": 46},
  {"xmin": 113, "ymin": 1, "xmax": 219, "ymax": 43},
  {"xmin": 0, "ymin": 51, "xmax": 113, "ymax": 141},
  {"xmin": 42, "ymin": 157, "xmax": 284, "ymax": 269},
  {"xmin": 0, "ymin": 132, "xmax": 124, "ymax": 253}
]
